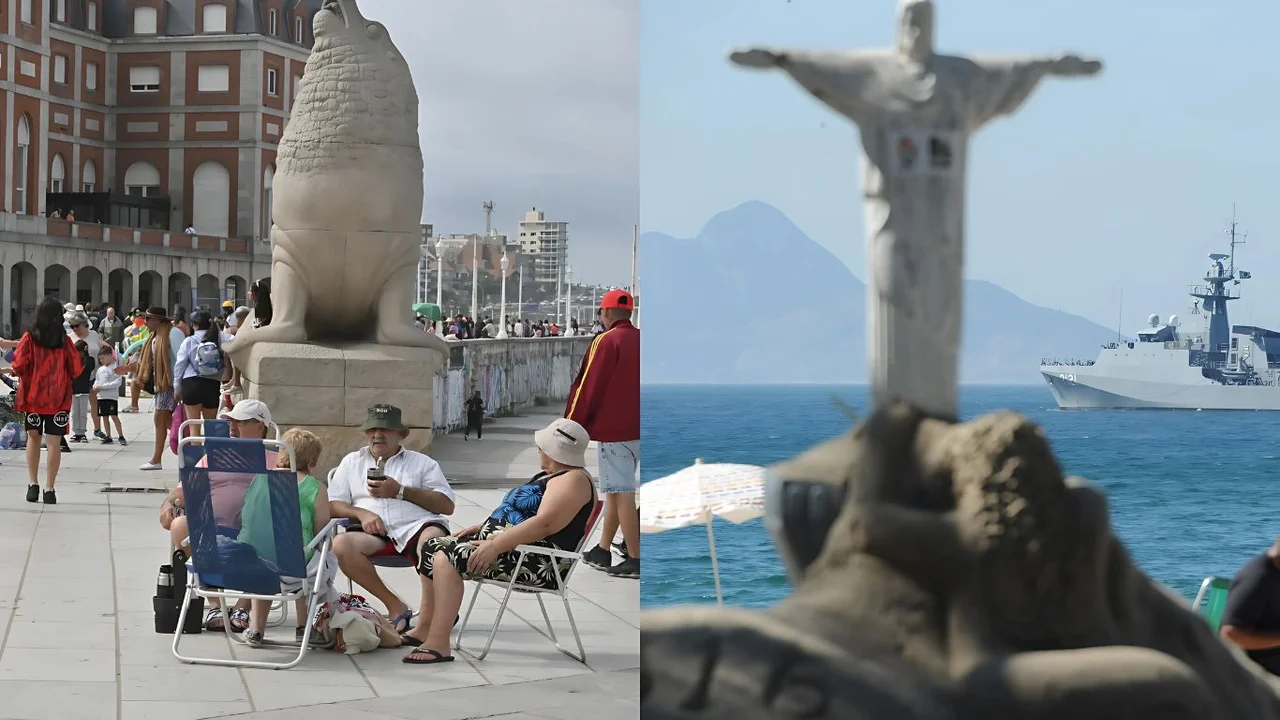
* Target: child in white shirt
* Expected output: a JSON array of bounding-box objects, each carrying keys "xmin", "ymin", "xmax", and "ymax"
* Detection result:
[{"xmin": 92, "ymin": 346, "xmax": 127, "ymax": 445}]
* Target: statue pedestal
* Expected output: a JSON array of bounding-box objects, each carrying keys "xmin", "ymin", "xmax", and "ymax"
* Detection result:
[{"xmin": 238, "ymin": 342, "xmax": 445, "ymax": 474}]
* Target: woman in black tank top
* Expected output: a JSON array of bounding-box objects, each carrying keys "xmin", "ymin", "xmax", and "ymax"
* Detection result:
[{"xmin": 403, "ymin": 419, "xmax": 596, "ymax": 664}]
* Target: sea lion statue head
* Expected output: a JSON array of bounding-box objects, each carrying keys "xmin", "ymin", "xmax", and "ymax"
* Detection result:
[{"xmin": 275, "ymin": 0, "xmax": 422, "ymax": 234}]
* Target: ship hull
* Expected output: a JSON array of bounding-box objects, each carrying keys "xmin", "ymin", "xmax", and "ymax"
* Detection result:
[{"xmin": 1041, "ymin": 369, "xmax": 1280, "ymax": 410}]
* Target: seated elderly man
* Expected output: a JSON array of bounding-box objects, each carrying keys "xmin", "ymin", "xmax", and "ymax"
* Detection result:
[
  {"xmin": 159, "ymin": 398, "xmax": 276, "ymax": 631},
  {"xmin": 328, "ymin": 403, "xmax": 457, "ymax": 635}
]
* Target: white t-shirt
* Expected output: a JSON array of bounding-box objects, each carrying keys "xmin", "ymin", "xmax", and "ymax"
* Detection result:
[
  {"xmin": 327, "ymin": 446, "xmax": 455, "ymax": 551},
  {"xmin": 68, "ymin": 329, "xmax": 103, "ymax": 357},
  {"xmin": 93, "ymin": 362, "xmax": 121, "ymax": 400}
]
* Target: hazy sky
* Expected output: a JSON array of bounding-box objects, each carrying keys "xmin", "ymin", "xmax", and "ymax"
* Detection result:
[
  {"xmin": 641, "ymin": 0, "xmax": 1280, "ymax": 330},
  {"xmin": 362, "ymin": 0, "xmax": 639, "ymax": 288}
]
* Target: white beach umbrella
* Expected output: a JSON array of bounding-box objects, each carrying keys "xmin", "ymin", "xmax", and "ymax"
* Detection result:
[{"xmin": 640, "ymin": 459, "xmax": 767, "ymax": 604}]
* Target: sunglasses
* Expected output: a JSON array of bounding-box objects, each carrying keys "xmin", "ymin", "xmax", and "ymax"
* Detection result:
[{"xmin": 554, "ymin": 427, "xmax": 579, "ymax": 443}]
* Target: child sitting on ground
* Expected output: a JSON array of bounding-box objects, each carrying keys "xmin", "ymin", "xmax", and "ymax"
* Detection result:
[
  {"xmin": 237, "ymin": 428, "xmax": 330, "ymax": 646},
  {"xmin": 91, "ymin": 346, "xmax": 127, "ymax": 445}
]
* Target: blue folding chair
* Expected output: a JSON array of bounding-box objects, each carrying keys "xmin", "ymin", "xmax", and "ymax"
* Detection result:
[
  {"xmin": 176, "ymin": 418, "xmax": 285, "ymax": 626},
  {"xmin": 172, "ymin": 435, "xmax": 340, "ymax": 670}
]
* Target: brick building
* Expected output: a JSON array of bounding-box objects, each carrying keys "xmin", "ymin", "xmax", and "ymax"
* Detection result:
[{"xmin": 0, "ymin": 0, "xmax": 321, "ymax": 334}]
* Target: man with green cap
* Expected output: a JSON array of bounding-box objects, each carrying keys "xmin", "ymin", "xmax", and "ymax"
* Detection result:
[{"xmin": 327, "ymin": 403, "xmax": 457, "ymax": 636}]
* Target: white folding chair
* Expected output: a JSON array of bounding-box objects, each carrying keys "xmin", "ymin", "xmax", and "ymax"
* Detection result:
[{"xmin": 454, "ymin": 499, "xmax": 604, "ymax": 663}]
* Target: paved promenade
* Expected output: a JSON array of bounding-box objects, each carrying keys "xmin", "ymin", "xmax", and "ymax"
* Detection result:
[{"xmin": 0, "ymin": 398, "xmax": 638, "ymax": 720}]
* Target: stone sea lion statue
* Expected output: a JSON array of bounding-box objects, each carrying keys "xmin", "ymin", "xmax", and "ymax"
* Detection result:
[
  {"xmin": 642, "ymin": 405, "xmax": 1280, "ymax": 719},
  {"xmin": 228, "ymin": 0, "xmax": 446, "ymax": 359}
]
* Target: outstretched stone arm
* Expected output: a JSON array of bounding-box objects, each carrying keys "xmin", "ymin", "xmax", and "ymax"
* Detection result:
[
  {"xmin": 730, "ymin": 47, "xmax": 882, "ymax": 122},
  {"xmin": 969, "ymin": 54, "xmax": 1102, "ymax": 129}
]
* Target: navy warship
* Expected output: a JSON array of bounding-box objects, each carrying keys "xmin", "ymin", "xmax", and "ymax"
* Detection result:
[{"xmin": 1040, "ymin": 220, "xmax": 1280, "ymax": 409}]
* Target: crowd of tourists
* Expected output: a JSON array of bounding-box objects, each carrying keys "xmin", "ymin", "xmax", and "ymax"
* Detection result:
[
  {"xmin": 0, "ymin": 278, "xmax": 274, "ymax": 499},
  {"xmin": 419, "ymin": 314, "xmax": 605, "ymax": 340},
  {"xmin": 1, "ymin": 284, "xmax": 639, "ymax": 663}
]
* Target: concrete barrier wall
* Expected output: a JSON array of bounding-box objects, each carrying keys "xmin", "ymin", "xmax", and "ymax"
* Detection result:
[{"xmin": 432, "ymin": 336, "xmax": 594, "ymax": 433}]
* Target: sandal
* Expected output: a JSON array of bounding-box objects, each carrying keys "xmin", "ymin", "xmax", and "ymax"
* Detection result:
[
  {"xmin": 229, "ymin": 607, "xmax": 250, "ymax": 632},
  {"xmin": 402, "ymin": 647, "xmax": 454, "ymax": 665},
  {"xmin": 389, "ymin": 608, "xmax": 414, "ymax": 634},
  {"xmin": 242, "ymin": 628, "xmax": 263, "ymax": 647},
  {"xmin": 203, "ymin": 606, "xmax": 226, "ymax": 631}
]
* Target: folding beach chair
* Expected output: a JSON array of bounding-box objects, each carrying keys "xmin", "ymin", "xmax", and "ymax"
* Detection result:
[
  {"xmin": 176, "ymin": 418, "xmax": 286, "ymax": 627},
  {"xmin": 1192, "ymin": 575, "xmax": 1231, "ymax": 633},
  {"xmin": 178, "ymin": 417, "xmax": 282, "ymax": 440},
  {"xmin": 454, "ymin": 499, "xmax": 604, "ymax": 663},
  {"xmin": 172, "ymin": 435, "xmax": 341, "ymax": 670}
]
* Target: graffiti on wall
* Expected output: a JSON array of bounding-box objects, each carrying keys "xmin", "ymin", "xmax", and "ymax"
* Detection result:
[{"xmin": 430, "ymin": 337, "xmax": 593, "ymax": 434}]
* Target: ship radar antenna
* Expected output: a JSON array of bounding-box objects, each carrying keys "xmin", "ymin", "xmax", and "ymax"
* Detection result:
[{"xmin": 1226, "ymin": 204, "xmax": 1247, "ymax": 277}]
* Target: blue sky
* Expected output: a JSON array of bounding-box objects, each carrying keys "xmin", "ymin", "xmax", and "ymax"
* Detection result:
[{"xmin": 640, "ymin": 0, "xmax": 1280, "ymax": 329}]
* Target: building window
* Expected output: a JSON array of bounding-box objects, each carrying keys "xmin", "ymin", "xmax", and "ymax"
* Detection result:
[
  {"xmin": 55, "ymin": 0, "xmax": 66, "ymax": 22},
  {"xmin": 267, "ymin": 68, "xmax": 278, "ymax": 96},
  {"xmin": 20, "ymin": 0, "xmax": 31, "ymax": 24},
  {"xmin": 202, "ymin": 3, "xmax": 227, "ymax": 33},
  {"xmin": 16, "ymin": 116, "xmax": 30, "ymax": 214},
  {"xmin": 292, "ymin": 76, "xmax": 302, "ymax": 100},
  {"xmin": 50, "ymin": 155, "xmax": 66, "ymax": 193},
  {"xmin": 269, "ymin": 8, "xmax": 278, "ymax": 35},
  {"xmin": 86, "ymin": 62, "xmax": 98, "ymax": 91},
  {"xmin": 295, "ymin": 16, "xmax": 304, "ymax": 43},
  {"xmin": 83, "ymin": 160, "xmax": 97, "ymax": 193},
  {"xmin": 53, "ymin": 55, "xmax": 67, "ymax": 84},
  {"xmin": 129, "ymin": 66, "xmax": 161, "ymax": 92},
  {"xmin": 134, "ymin": 6, "xmax": 158, "ymax": 35},
  {"xmin": 124, "ymin": 161, "xmax": 161, "ymax": 197},
  {"xmin": 197, "ymin": 65, "xmax": 230, "ymax": 93},
  {"xmin": 87, "ymin": 1, "xmax": 98, "ymax": 30}
]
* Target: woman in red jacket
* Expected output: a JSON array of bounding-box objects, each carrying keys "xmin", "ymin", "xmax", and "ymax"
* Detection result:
[{"xmin": 12, "ymin": 296, "xmax": 83, "ymax": 505}]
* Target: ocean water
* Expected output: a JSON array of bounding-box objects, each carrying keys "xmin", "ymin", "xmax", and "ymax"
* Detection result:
[{"xmin": 641, "ymin": 384, "xmax": 1280, "ymax": 608}]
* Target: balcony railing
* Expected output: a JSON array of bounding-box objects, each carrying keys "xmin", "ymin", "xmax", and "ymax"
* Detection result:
[{"xmin": 0, "ymin": 211, "xmax": 265, "ymax": 256}]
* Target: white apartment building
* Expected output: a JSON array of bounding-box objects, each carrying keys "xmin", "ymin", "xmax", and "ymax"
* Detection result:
[{"xmin": 517, "ymin": 207, "xmax": 566, "ymax": 286}]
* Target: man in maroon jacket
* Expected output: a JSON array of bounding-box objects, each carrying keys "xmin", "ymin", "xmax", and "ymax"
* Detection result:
[{"xmin": 567, "ymin": 289, "xmax": 640, "ymax": 578}]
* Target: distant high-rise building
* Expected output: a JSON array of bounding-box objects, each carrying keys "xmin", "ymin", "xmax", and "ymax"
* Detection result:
[{"xmin": 517, "ymin": 208, "xmax": 567, "ymax": 287}]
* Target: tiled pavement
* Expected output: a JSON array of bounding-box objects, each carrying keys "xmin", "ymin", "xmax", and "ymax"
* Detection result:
[{"xmin": 0, "ymin": 399, "xmax": 638, "ymax": 720}]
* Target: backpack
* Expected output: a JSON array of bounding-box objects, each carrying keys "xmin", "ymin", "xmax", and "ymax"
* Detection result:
[{"xmin": 194, "ymin": 338, "xmax": 224, "ymax": 379}]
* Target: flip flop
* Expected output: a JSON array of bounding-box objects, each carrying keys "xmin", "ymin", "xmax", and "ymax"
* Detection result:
[
  {"xmin": 402, "ymin": 647, "xmax": 454, "ymax": 664},
  {"xmin": 389, "ymin": 609, "xmax": 414, "ymax": 634}
]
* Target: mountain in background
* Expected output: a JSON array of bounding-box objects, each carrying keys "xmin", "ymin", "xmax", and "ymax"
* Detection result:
[{"xmin": 641, "ymin": 201, "xmax": 1117, "ymax": 384}]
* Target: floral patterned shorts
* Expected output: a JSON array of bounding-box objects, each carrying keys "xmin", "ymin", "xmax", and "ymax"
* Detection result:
[
  {"xmin": 154, "ymin": 389, "xmax": 176, "ymax": 413},
  {"xmin": 417, "ymin": 518, "xmax": 574, "ymax": 590}
]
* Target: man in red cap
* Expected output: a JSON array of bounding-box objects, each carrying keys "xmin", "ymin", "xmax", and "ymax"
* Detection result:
[{"xmin": 567, "ymin": 288, "xmax": 640, "ymax": 577}]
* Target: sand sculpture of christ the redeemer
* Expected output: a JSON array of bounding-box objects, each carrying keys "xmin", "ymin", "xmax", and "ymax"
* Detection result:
[{"xmin": 731, "ymin": 0, "xmax": 1101, "ymax": 419}]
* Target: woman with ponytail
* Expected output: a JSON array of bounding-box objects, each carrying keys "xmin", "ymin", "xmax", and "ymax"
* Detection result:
[{"xmin": 173, "ymin": 310, "xmax": 233, "ymax": 434}]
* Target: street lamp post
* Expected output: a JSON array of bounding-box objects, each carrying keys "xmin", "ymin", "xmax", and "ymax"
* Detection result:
[
  {"xmin": 565, "ymin": 264, "xmax": 573, "ymax": 334},
  {"xmin": 435, "ymin": 237, "xmax": 444, "ymax": 311},
  {"xmin": 469, "ymin": 239, "xmax": 479, "ymax": 323},
  {"xmin": 497, "ymin": 252, "xmax": 510, "ymax": 339},
  {"xmin": 517, "ymin": 263, "xmax": 523, "ymax": 329}
]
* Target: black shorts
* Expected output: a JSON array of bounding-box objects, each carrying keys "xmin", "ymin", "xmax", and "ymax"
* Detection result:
[
  {"xmin": 98, "ymin": 399, "xmax": 119, "ymax": 417},
  {"xmin": 24, "ymin": 411, "xmax": 69, "ymax": 437},
  {"xmin": 179, "ymin": 376, "xmax": 221, "ymax": 409}
]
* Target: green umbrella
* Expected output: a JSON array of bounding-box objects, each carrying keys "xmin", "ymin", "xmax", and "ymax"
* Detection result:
[{"xmin": 412, "ymin": 303, "xmax": 443, "ymax": 321}]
